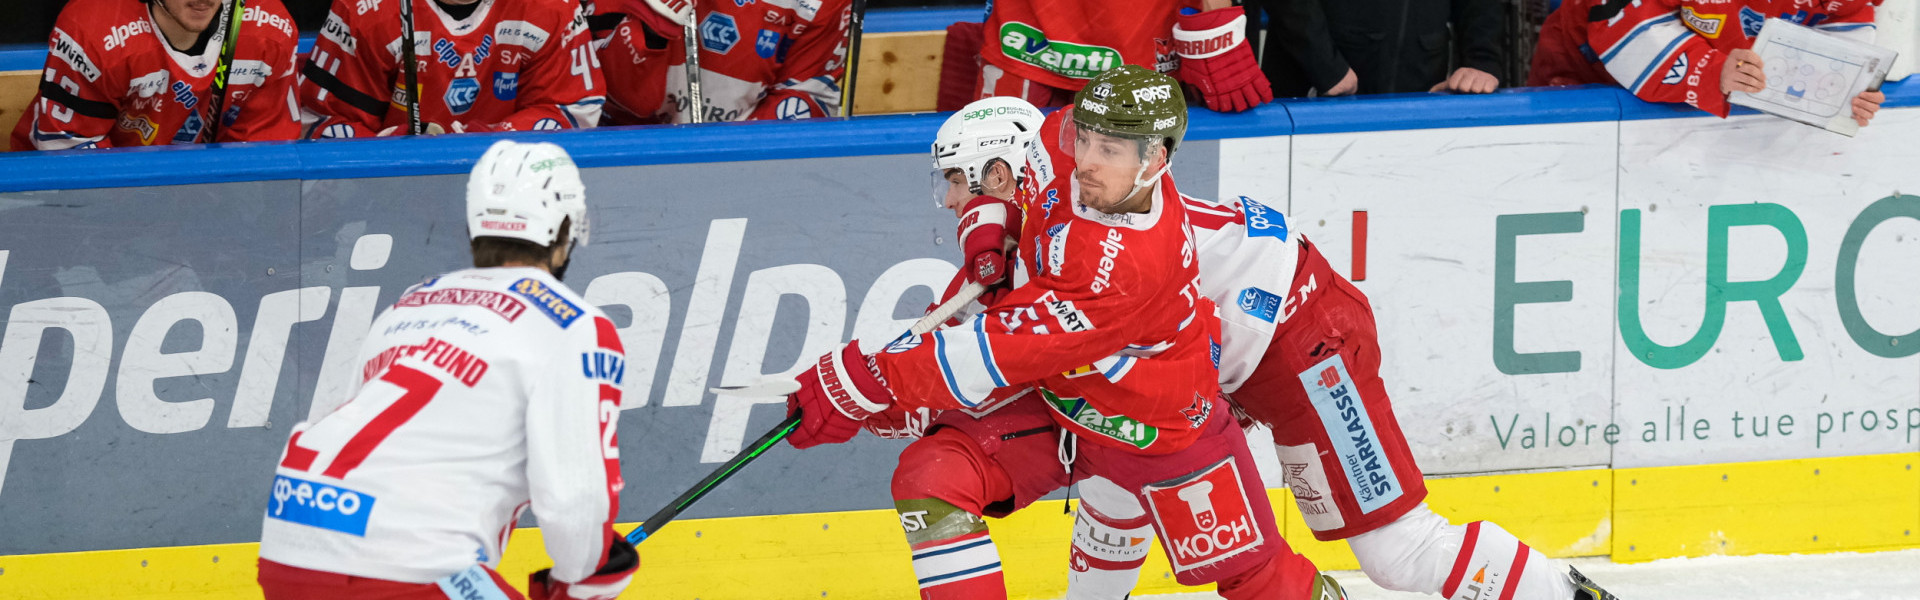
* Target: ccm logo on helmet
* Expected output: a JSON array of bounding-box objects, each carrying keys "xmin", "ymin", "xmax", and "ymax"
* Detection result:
[
  {"xmin": 978, "ymin": 135, "xmax": 1016, "ymax": 149},
  {"xmin": 1131, "ymin": 84, "xmax": 1173, "ymax": 103}
]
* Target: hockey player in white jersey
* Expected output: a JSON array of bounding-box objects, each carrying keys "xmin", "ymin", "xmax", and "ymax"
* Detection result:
[
  {"xmin": 257, "ymin": 140, "xmax": 636, "ymax": 600},
  {"xmin": 902, "ymin": 97, "xmax": 1620, "ymax": 600}
]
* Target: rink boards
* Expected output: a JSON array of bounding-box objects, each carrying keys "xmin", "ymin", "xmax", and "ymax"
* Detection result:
[{"xmin": 1, "ymin": 83, "xmax": 1919, "ymax": 597}]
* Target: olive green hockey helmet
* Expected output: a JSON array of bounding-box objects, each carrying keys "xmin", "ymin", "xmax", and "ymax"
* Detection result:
[{"xmin": 1070, "ymin": 65, "xmax": 1188, "ymax": 155}]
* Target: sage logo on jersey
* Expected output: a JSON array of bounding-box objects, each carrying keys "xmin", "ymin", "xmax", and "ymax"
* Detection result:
[
  {"xmin": 268, "ymin": 474, "xmax": 377, "ymax": 536},
  {"xmin": 1143, "ymin": 457, "xmax": 1263, "ymax": 572},
  {"xmin": 702, "ymin": 13, "xmax": 741, "ymax": 54},
  {"xmin": 509, "ymin": 278, "xmax": 583, "ymax": 326},
  {"xmin": 998, "ymin": 21, "xmax": 1123, "ymax": 79},
  {"xmin": 52, "ymin": 29, "xmax": 102, "ymax": 82},
  {"xmin": 445, "ymin": 77, "xmax": 481, "ymax": 115},
  {"xmin": 1238, "ymin": 196, "xmax": 1287, "ymax": 240},
  {"xmin": 1299, "ymin": 355, "xmax": 1402, "ymax": 513},
  {"xmin": 1090, "ymin": 228, "xmax": 1125, "ymax": 293},
  {"xmin": 1237, "ymin": 287, "xmax": 1281, "ymax": 323},
  {"xmin": 1041, "ymin": 389, "xmax": 1158, "ymax": 448},
  {"xmin": 102, "ymin": 19, "xmax": 153, "ymax": 52},
  {"xmin": 493, "ymin": 72, "xmax": 519, "ymax": 101}
]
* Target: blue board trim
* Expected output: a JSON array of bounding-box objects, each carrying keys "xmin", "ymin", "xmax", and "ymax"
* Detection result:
[{"xmin": 2, "ymin": 79, "xmax": 1913, "ymax": 192}]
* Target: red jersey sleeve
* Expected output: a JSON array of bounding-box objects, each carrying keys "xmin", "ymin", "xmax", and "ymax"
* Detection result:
[
  {"xmin": 15, "ymin": 10, "xmax": 123, "ymax": 150},
  {"xmin": 1588, "ymin": 0, "xmax": 1733, "ymax": 116},
  {"xmin": 745, "ymin": 0, "xmax": 850, "ymax": 120},
  {"xmin": 220, "ymin": 0, "xmax": 303, "ymax": 142},
  {"xmin": 485, "ymin": 0, "xmax": 606, "ymax": 131},
  {"xmin": 299, "ymin": 0, "xmax": 401, "ymax": 138}
]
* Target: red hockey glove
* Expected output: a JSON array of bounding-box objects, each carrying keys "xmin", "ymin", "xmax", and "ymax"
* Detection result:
[
  {"xmin": 787, "ymin": 342, "xmax": 896, "ymax": 449},
  {"xmin": 1173, "ymin": 8, "xmax": 1273, "ymax": 113},
  {"xmin": 630, "ymin": 0, "xmax": 690, "ymax": 46},
  {"xmin": 864, "ymin": 404, "xmax": 939, "ymax": 439},
  {"xmin": 959, "ymin": 195, "xmax": 1020, "ymax": 305}
]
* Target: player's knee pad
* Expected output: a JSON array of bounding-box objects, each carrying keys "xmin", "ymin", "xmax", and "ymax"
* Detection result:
[
  {"xmin": 891, "ymin": 427, "xmax": 1005, "ymax": 511},
  {"xmin": 1065, "ymin": 477, "xmax": 1154, "ymax": 600}
]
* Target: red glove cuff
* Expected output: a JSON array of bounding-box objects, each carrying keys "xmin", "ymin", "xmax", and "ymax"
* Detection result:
[{"xmin": 1174, "ymin": 8, "xmax": 1248, "ymax": 59}]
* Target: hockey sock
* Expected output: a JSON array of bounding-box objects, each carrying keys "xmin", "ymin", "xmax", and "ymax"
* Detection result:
[
  {"xmin": 1064, "ymin": 501, "xmax": 1153, "ymax": 599},
  {"xmin": 898, "ymin": 498, "xmax": 1005, "ymax": 600},
  {"xmin": 1212, "ymin": 548, "xmax": 1321, "ymax": 600},
  {"xmin": 1348, "ymin": 507, "xmax": 1576, "ymax": 600}
]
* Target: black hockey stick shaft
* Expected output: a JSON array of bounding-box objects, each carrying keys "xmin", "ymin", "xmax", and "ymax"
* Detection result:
[
  {"xmin": 839, "ymin": 0, "xmax": 868, "ymax": 117},
  {"xmin": 625, "ymin": 413, "xmax": 801, "ymax": 545},
  {"xmin": 620, "ymin": 281, "xmax": 985, "ymax": 545},
  {"xmin": 398, "ymin": 0, "xmax": 422, "ymax": 134},
  {"xmin": 198, "ymin": 0, "xmax": 246, "ymax": 143}
]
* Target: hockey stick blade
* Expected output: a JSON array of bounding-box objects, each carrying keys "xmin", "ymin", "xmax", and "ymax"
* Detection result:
[
  {"xmin": 702, "ymin": 281, "xmax": 982, "ymax": 398},
  {"xmin": 709, "ymin": 380, "xmax": 802, "ymax": 397}
]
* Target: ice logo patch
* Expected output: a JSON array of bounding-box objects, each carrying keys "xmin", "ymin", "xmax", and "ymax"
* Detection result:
[
  {"xmin": 268, "ymin": 474, "xmax": 376, "ymax": 536},
  {"xmin": 701, "ymin": 13, "xmax": 740, "ymax": 54},
  {"xmin": 446, "ymin": 77, "xmax": 481, "ymax": 115},
  {"xmin": 172, "ymin": 110, "xmax": 204, "ymax": 144},
  {"xmin": 1739, "ymin": 7, "xmax": 1764, "ymax": 38},
  {"xmin": 1237, "ymin": 287, "xmax": 1282, "ymax": 323},
  {"xmin": 493, "ymin": 72, "xmax": 518, "ymax": 101},
  {"xmin": 755, "ymin": 29, "xmax": 781, "ymax": 58},
  {"xmin": 1298, "ymin": 356, "xmax": 1401, "ymax": 514},
  {"xmin": 1662, "ymin": 53, "xmax": 1688, "ymax": 85},
  {"xmin": 1238, "ymin": 196, "xmax": 1286, "ymax": 240}
]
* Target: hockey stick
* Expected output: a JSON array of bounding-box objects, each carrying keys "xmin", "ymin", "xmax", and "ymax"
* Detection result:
[
  {"xmin": 623, "ymin": 280, "xmax": 987, "ymax": 545},
  {"xmin": 837, "ymin": 0, "xmax": 868, "ymax": 117},
  {"xmin": 682, "ymin": 10, "xmax": 706, "ymax": 123},
  {"xmin": 196, "ymin": 0, "xmax": 245, "ymax": 143},
  {"xmin": 397, "ymin": 0, "xmax": 422, "ymax": 134}
]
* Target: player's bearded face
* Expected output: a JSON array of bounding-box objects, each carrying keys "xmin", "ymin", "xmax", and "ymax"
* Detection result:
[
  {"xmin": 1073, "ymin": 129, "xmax": 1147, "ymax": 213},
  {"xmin": 161, "ymin": 0, "xmax": 223, "ymax": 33}
]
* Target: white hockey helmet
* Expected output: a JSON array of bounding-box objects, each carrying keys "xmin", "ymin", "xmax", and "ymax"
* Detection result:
[
  {"xmin": 466, "ymin": 140, "xmax": 590, "ymax": 248},
  {"xmin": 930, "ymin": 96, "xmax": 1044, "ymax": 206}
]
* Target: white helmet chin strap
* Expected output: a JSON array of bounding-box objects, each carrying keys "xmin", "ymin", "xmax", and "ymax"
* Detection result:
[{"xmin": 1123, "ymin": 162, "xmax": 1171, "ymax": 207}]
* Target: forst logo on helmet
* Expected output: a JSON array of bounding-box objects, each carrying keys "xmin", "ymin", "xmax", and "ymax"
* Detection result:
[{"xmin": 1131, "ymin": 84, "xmax": 1173, "ymax": 103}]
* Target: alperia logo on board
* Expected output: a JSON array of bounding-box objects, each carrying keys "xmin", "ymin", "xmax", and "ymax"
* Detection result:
[{"xmin": 999, "ymin": 21, "xmax": 1121, "ymax": 80}]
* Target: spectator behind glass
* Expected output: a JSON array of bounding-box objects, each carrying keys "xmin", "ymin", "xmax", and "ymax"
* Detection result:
[
  {"xmin": 1251, "ymin": 0, "xmax": 1505, "ymax": 96},
  {"xmin": 299, "ymin": 0, "xmax": 605, "ymax": 137},
  {"xmin": 11, "ymin": 0, "xmax": 302, "ymax": 151},
  {"xmin": 591, "ymin": 0, "xmax": 853, "ymax": 125},
  {"xmin": 1532, "ymin": 0, "xmax": 1884, "ymax": 127}
]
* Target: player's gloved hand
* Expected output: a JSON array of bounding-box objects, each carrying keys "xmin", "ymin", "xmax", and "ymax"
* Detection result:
[
  {"xmin": 959, "ymin": 195, "xmax": 1020, "ymax": 306},
  {"xmin": 635, "ymin": 0, "xmax": 692, "ymax": 40},
  {"xmin": 864, "ymin": 404, "xmax": 939, "ymax": 439},
  {"xmin": 528, "ymin": 536, "xmax": 638, "ymax": 600},
  {"xmin": 787, "ymin": 342, "xmax": 896, "ymax": 449},
  {"xmin": 1172, "ymin": 7, "xmax": 1273, "ymax": 113}
]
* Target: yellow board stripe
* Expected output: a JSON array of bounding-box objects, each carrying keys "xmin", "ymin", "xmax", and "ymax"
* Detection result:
[{"xmin": 3, "ymin": 453, "xmax": 1915, "ymax": 598}]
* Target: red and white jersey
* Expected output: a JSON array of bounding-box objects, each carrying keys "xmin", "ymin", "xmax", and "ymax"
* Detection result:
[
  {"xmin": 1181, "ymin": 195, "xmax": 1299, "ymax": 394},
  {"xmin": 300, "ymin": 0, "xmax": 605, "ymax": 137},
  {"xmin": 981, "ymin": 0, "xmax": 1192, "ymax": 91},
  {"xmin": 10, "ymin": 0, "xmax": 301, "ymax": 151},
  {"xmin": 259, "ymin": 267, "xmax": 630, "ymax": 595},
  {"xmin": 878, "ymin": 108, "xmax": 1221, "ymax": 455},
  {"xmin": 1587, "ymin": 0, "xmax": 1877, "ymax": 117},
  {"xmin": 593, "ymin": 0, "xmax": 850, "ymax": 124}
]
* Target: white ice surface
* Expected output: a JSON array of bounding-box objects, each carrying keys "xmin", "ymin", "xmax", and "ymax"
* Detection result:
[{"xmin": 1136, "ymin": 548, "xmax": 1920, "ymax": 599}]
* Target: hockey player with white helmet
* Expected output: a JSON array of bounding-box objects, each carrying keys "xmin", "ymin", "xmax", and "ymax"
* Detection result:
[
  {"xmin": 257, "ymin": 140, "xmax": 637, "ymax": 600},
  {"xmin": 890, "ymin": 96, "xmax": 1623, "ymax": 600}
]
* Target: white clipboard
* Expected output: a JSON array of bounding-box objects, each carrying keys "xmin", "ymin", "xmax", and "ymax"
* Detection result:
[{"xmin": 1728, "ymin": 18, "xmax": 1898, "ymax": 137}]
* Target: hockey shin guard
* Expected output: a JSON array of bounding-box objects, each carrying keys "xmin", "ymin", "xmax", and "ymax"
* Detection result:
[
  {"xmin": 897, "ymin": 498, "xmax": 1004, "ymax": 600},
  {"xmin": 1348, "ymin": 507, "xmax": 1576, "ymax": 600},
  {"xmin": 1064, "ymin": 490, "xmax": 1153, "ymax": 599}
]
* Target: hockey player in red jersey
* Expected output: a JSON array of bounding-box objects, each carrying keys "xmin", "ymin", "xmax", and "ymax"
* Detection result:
[
  {"xmin": 299, "ymin": 0, "xmax": 606, "ymax": 137},
  {"xmin": 910, "ymin": 97, "xmax": 1624, "ymax": 600},
  {"xmin": 256, "ymin": 141, "xmax": 636, "ymax": 600},
  {"xmin": 590, "ymin": 0, "xmax": 851, "ymax": 124},
  {"xmin": 1532, "ymin": 0, "xmax": 1883, "ymax": 125},
  {"xmin": 943, "ymin": 0, "xmax": 1269, "ymax": 114},
  {"xmin": 782, "ymin": 66, "xmax": 1347, "ymax": 600},
  {"xmin": 11, "ymin": 0, "xmax": 301, "ymax": 150}
]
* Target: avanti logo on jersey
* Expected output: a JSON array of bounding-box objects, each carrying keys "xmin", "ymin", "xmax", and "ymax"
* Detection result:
[
  {"xmin": 493, "ymin": 72, "xmax": 518, "ymax": 101},
  {"xmin": 510, "ymin": 278, "xmax": 583, "ymax": 327},
  {"xmin": 268, "ymin": 474, "xmax": 376, "ymax": 536},
  {"xmin": 1238, "ymin": 196, "xmax": 1287, "ymax": 240},
  {"xmin": 702, "ymin": 13, "xmax": 741, "ymax": 54},
  {"xmin": 445, "ymin": 77, "xmax": 481, "ymax": 115},
  {"xmin": 1237, "ymin": 287, "xmax": 1282, "ymax": 323},
  {"xmin": 1143, "ymin": 457, "xmax": 1263, "ymax": 572},
  {"xmin": 1299, "ymin": 355, "xmax": 1402, "ymax": 513},
  {"xmin": 1041, "ymin": 389, "xmax": 1158, "ymax": 449},
  {"xmin": 999, "ymin": 22, "xmax": 1123, "ymax": 79}
]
